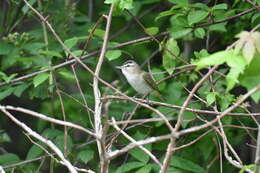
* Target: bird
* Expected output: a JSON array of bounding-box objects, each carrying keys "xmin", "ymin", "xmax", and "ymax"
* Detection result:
[{"xmin": 116, "ymin": 60, "xmax": 164, "ymax": 100}]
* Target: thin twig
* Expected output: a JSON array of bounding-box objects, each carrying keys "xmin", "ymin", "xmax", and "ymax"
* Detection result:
[
  {"xmin": 178, "ymin": 84, "xmax": 260, "ymax": 136},
  {"xmin": 111, "ymin": 118, "xmax": 162, "ymax": 167},
  {"xmin": 102, "ymin": 95, "xmax": 260, "ymax": 117},
  {"xmin": 196, "ymin": 6, "xmax": 260, "ymax": 27}
]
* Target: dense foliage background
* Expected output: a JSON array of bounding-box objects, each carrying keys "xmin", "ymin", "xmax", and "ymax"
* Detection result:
[{"xmin": 0, "ymin": 0, "xmax": 260, "ymax": 173}]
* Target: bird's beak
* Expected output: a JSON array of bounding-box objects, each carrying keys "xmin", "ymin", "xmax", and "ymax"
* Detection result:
[{"xmin": 115, "ymin": 66, "xmax": 122, "ymax": 69}]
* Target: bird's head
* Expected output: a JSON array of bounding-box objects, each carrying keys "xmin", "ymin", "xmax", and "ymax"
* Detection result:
[{"xmin": 116, "ymin": 60, "xmax": 141, "ymax": 74}]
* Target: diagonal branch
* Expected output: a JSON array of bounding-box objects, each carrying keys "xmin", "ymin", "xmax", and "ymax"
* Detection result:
[
  {"xmin": 0, "ymin": 108, "xmax": 78, "ymax": 173},
  {"xmin": 2, "ymin": 105, "xmax": 95, "ymax": 137},
  {"xmin": 111, "ymin": 118, "xmax": 162, "ymax": 167}
]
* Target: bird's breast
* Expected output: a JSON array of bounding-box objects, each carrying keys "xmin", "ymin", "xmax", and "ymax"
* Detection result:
[{"xmin": 122, "ymin": 70, "xmax": 153, "ymax": 95}]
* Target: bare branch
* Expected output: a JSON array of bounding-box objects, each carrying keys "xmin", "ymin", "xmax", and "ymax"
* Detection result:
[
  {"xmin": 196, "ymin": 6, "xmax": 260, "ymax": 27},
  {"xmin": 178, "ymin": 84, "xmax": 260, "ymax": 136},
  {"xmin": 0, "ymin": 107, "xmax": 78, "ymax": 173},
  {"xmin": 2, "ymin": 105, "xmax": 96, "ymax": 137},
  {"xmin": 111, "ymin": 118, "xmax": 162, "ymax": 167},
  {"xmin": 92, "ymin": 4, "xmax": 114, "ymax": 173},
  {"xmin": 102, "ymin": 95, "xmax": 260, "ymax": 117},
  {"xmin": 255, "ymin": 126, "xmax": 260, "ymax": 173}
]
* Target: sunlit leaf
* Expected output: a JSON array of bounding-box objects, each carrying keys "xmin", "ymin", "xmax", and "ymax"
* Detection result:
[
  {"xmin": 188, "ymin": 10, "xmax": 208, "ymax": 25},
  {"xmin": 242, "ymin": 39, "xmax": 255, "ymax": 64},
  {"xmin": 33, "ymin": 73, "xmax": 50, "ymax": 87},
  {"xmin": 206, "ymin": 92, "xmax": 217, "ymax": 105},
  {"xmin": 194, "ymin": 28, "xmax": 205, "ymax": 39},
  {"xmin": 193, "ymin": 50, "xmax": 247, "ymax": 91},
  {"xmin": 105, "ymin": 50, "xmax": 122, "ymax": 61},
  {"xmin": 162, "ymin": 38, "xmax": 180, "ymax": 74},
  {"xmin": 171, "ymin": 28, "xmax": 192, "ymax": 39},
  {"xmin": 145, "ymin": 27, "xmax": 159, "ymax": 35},
  {"xmin": 212, "ymin": 3, "xmax": 228, "ymax": 10}
]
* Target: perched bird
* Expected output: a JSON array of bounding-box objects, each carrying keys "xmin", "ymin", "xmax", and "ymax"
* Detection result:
[{"xmin": 116, "ymin": 60, "xmax": 164, "ymax": 100}]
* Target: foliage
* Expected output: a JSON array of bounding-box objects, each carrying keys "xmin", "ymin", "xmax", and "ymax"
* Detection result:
[{"xmin": 0, "ymin": 0, "xmax": 259, "ymax": 173}]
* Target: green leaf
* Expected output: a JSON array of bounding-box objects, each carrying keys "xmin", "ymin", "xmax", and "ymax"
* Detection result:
[
  {"xmin": 54, "ymin": 135, "xmax": 73, "ymax": 153},
  {"xmin": 252, "ymin": 13, "xmax": 260, "ymax": 26},
  {"xmin": 239, "ymin": 164, "xmax": 255, "ymax": 173},
  {"xmin": 0, "ymin": 87, "xmax": 14, "ymax": 101},
  {"xmin": 206, "ymin": 92, "xmax": 217, "ymax": 105},
  {"xmin": 0, "ymin": 153, "xmax": 20, "ymax": 165},
  {"xmin": 188, "ymin": 10, "xmax": 208, "ymax": 25},
  {"xmin": 220, "ymin": 93, "xmax": 234, "ymax": 111},
  {"xmin": 239, "ymin": 57, "xmax": 260, "ymax": 102},
  {"xmin": 162, "ymin": 38, "xmax": 180, "ymax": 74},
  {"xmin": 135, "ymin": 164, "xmax": 153, "ymax": 173},
  {"xmin": 2, "ymin": 73, "xmax": 18, "ymax": 83},
  {"xmin": 191, "ymin": 3, "xmax": 209, "ymax": 10},
  {"xmin": 64, "ymin": 38, "xmax": 79, "ymax": 49},
  {"xmin": 197, "ymin": 134, "xmax": 215, "ymax": 160},
  {"xmin": 116, "ymin": 162, "xmax": 144, "ymax": 173},
  {"xmin": 170, "ymin": 156, "xmax": 205, "ymax": 173},
  {"xmin": 105, "ymin": 0, "xmax": 133, "ymax": 10},
  {"xmin": 170, "ymin": 28, "xmax": 192, "ymax": 39},
  {"xmin": 42, "ymin": 128, "xmax": 63, "ymax": 139},
  {"xmin": 156, "ymin": 8, "xmax": 178, "ymax": 21},
  {"xmin": 105, "ymin": 50, "xmax": 122, "ymax": 61},
  {"xmin": 13, "ymin": 83, "xmax": 31, "ymax": 97},
  {"xmin": 39, "ymin": 50, "xmax": 63, "ymax": 58},
  {"xmin": 58, "ymin": 70, "xmax": 75, "ymax": 81},
  {"xmin": 119, "ymin": 0, "xmax": 133, "ymax": 10},
  {"xmin": 0, "ymin": 41, "xmax": 13, "ymax": 55},
  {"xmin": 26, "ymin": 144, "xmax": 44, "ymax": 160},
  {"xmin": 0, "ymin": 130, "xmax": 11, "ymax": 143},
  {"xmin": 77, "ymin": 150, "xmax": 94, "ymax": 164},
  {"xmin": 242, "ymin": 39, "xmax": 255, "ymax": 64},
  {"xmin": 182, "ymin": 111, "xmax": 196, "ymax": 128},
  {"xmin": 252, "ymin": 32, "xmax": 260, "ymax": 53},
  {"xmin": 194, "ymin": 28, "xmax": 205, "ymax": 39},
  {"xmin": 212, "ymin": 3, "xmax": 228, "ymax": 10},
  {"xmin": 33, "ymin": 73, "xmax": 49, "ymax": 87},
  {"xmin": 167, "ymin": 167, "xmax": 183, "ymax": 173},
  {"xmin": 193, "ymin": 50, "xmax": 231, "ymax": 69},
  {"xmin": 193, "ymin": 50, "xmax": 247, "ymax": 91},
  {"xmin": 92, "ymin": 28, "xmax": 105, "ymax": 38},
  {"xmin": 209, "ymin": 22, "xmax": 227, "ymax": 32},
  {"xmin": 194, "ymin": 49, "xmax": 209, "ymax": 58},
  {"xmin": 64, "ymin": 36, "xmax": 86, "ymax": 49},
  {"xmin": 129, "ymin": 131, "xmax": 151, "ymax": 164},
  {"xmin": 22, "ymin": 0, "xmax": 37, "ymax": 14},
  {"xmin": 169, "ymin": 0, "xmax": 188, "ymax": 4},
  {"xmin": 145, "ymin": 27, "xmax": 159, "ymax": 35},
  {"xmin": 226, "ymin": 54, "xmax": 246, "ymax": 91}
]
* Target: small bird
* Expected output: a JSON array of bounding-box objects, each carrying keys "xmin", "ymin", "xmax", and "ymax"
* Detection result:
[{"xmin": 116, "ymin": 60, "xmax": 164, "ymax": 100}]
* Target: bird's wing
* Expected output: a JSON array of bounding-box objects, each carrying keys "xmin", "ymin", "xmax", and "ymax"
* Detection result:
[
  {"xmin": 143, "ymin": 72, "xmax": 160, "ymax": 92},
  {"xmin": 143, "ymin": 72, "xmax": 165, "ymax": 101}
]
